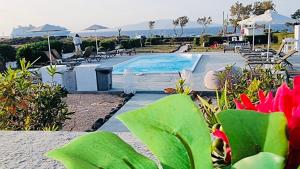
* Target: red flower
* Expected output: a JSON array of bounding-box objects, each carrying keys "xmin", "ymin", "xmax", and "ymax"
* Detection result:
[
  {"xmin": 234, "ymin": 76, "xmax": 300, "ymax": 169},
  {"xmin": 213, "ymin": 129, "xmax": 231, "ymax": 163}
]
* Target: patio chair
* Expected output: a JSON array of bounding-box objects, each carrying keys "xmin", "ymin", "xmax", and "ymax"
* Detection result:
[
  {"xmin": 43, "ymin": 51, "xmax": 59, "ymax": 64},
  {"xmin": 246, "ymin": 50, "xmax": 298, "ymax": 72},
  {"xmin": 82, "ymin": 47, "xmax": 93, "ymax": 63}
]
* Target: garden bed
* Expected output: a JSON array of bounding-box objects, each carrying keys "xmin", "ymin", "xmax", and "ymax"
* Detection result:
[{"xmin": 62, "ymin": 93, "xmax": 132, "ymax": 132}]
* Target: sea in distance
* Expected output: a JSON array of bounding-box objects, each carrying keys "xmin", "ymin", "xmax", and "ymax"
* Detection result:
[{"xmin": 74, "ymin": 24, "xmax": 293, "ymax": 38}]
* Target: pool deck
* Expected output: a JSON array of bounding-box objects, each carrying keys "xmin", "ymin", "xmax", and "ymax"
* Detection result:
[
  {"xmin": 102, "ymin": 52, "xmax": 245, "ymax": 92},
  {"xmin": 100, "ymin": 93, "xmax": 166, "ymax": 132}
]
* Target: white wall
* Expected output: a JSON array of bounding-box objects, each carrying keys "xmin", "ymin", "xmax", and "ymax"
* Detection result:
[
  {"xmin": 40, "ymin": 65, "xmax": 68, "ymax": 86},
  {"xmin": 295, "ymin": 25, "xmax": 300, "ymax": 51},
  {"xmin": 75, "ymin": 64, "xmax": 101, "ymax": 91}
]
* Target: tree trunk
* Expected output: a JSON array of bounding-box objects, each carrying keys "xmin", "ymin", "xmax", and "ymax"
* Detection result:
[
  {"xmin": 173, "ymin": 27, "xmax": 178, "ymax": 37},
  {"xmin": 180, "ymin": 26, "xmax": 184, "ymax": 37},
  {"xmin": 233, "ymin": 26, "xmax": 237, "ymax": 33}
]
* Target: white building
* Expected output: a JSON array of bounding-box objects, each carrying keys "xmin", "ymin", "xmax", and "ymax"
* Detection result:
[
  {"xmin": 240, "ymin": 24, "xmax": 265, "ymax": 36},
  {"xmin": 11, "ymin": 24, "xmax": 70, "ymax": 38}
]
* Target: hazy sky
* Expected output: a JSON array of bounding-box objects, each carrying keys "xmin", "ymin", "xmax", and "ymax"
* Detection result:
[{"xmin": 1, "ymin": 0, "xmax": 299, "ymax": 35}]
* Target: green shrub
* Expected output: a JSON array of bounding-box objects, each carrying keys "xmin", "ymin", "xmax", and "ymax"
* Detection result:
[
  {"xmin": 244, "ymin": 35, "xmax": 269, "ymax": 45},
  {"xmin": 120, "ymin": 40, "xmax": 131, "ymax": 49},
  {"xmin": 204, "ymin": 36, "xmax": 225, "ymax": 47},
  {"xmin": 0, "ymin": 59, "xmax": 71, "ymax": 130},
  {"xmin": 81, "ymin": 40, "xmax": 96, "ymax": 50},
  {"xmin": 0, "ymin": 44, "xmax": 16, "ymax": 63},
  {"xmin": 272, "ymin": 32, "xmax": 294, "ymax": 44},
  {"xmin": 61, "ymin": 40, "xmax": 75, "ymax": 53},
  {"xmin": 16, "ymin": 40, "xmax": 63, "ymax": 64},
  {"xmin": 146, "ymin": 38, "xmax": 162, "ymax": 45},
  {"xmin": 120, "ymin": 39, "xmax": 143, "ymax": 49},
  {"xmin": 99, "ymin": 39, "xmax": 116, "ymax": 51},
  {"xmin": 129, "ymin": 39, "xmax": 143, "ymax": 48},
  {"xmin": 193, "ymin": 37, "xmax": 200, "ymax": 46}
]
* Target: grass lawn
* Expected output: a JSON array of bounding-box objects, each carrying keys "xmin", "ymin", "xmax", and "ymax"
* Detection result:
[
  {"xmin": 191, "ymin": 46, "xmax": 224, "ymax": 52},
  {"xmin": 135, "ymin": 45, "xmax": 179, "ymax": 53}
]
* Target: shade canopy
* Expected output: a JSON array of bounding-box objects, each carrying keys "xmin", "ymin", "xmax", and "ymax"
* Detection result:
[
  {"xmin": 31, "ymin": 24, "xmax": 67, "ymax": 32},
  {"xmin": 238, "ymin": 15, "xmax": 256, "ymax": 25},
  {"xmin": 239, "ymin": 10, "xmax": 297, "ymax": 25},
  {"xmin": 84, "ymin": 24, "xmax": 108, "ymax": 31}
]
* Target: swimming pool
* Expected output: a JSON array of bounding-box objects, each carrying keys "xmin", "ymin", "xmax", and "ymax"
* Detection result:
[{"xmin": 113, "ymin": 53, "xmax": 202, "ymax": 74}]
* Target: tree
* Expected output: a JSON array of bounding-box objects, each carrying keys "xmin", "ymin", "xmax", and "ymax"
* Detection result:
[
  {"xmin": 176, "ymin": 16, "xmax": 189, "ymax": 37},
  {"xmin": 148, "ymin": 21, "xmax": 155, "ymax": 45},
  {"xmin": 292, "ymin": 9, "xmax": 300, "ymax": 24},
  {"xmin": 148, "ymin": 21, "xmax": 155, "ymax": 36},
  {"xmin": 172, "ymin": 19, "xmax": 179, "ymax": 37},
  {"xmin": 197, "ymin": 16, "xmax": 213, "ymax": 35},
  {"xmin": 117, "ymin": 28, "xmax": 122, "ymax": 43},
  {"xmin": 252, "ymin": 1, "xmax": 276, "ymax": 15},
  {"xmin": 197, "ymin": 16, "xmax": 212, "ymax": 46},
  {"xmin": 229, "ymin": 1, "xmax": 252, "ymax": 33}
]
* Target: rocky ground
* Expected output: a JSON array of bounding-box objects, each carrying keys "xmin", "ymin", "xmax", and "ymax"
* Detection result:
[{"xmin": 62, "ymin": 94, "xmax": 124, "ymax": 131}]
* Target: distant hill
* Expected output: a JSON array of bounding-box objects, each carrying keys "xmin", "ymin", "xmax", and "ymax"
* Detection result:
[{"xmin": 118, "ymin": 19, "xmax": 222, "ymax": 31}]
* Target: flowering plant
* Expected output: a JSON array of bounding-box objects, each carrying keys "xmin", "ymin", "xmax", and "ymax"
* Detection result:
[
  {"xmin": 232, "ymin": 76, "xmax": 300, "ymax": 169},
  {"xmin": 46, "ymin": 77, "xmax": 299, "ymax": 169}
]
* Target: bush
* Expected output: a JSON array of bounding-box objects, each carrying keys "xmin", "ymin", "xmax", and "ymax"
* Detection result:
[
  {"xmin": 0, "ymin": 59, "xmax": 71, "ymax": 130},
  {"xmin": 146, "ymin": 38, "xmax": 162, "ymax": 45},
  {"xmin": 120, "ymin": 40, "xmax": 131, "ymax": 49},
  {"xmin": 129, "ymin": 39, "xmax": 143, "ymax": 48},
  {"xmin": 120, "ymin": 39, "xmax": 143, "ymax": 49},
  {"xmin": 99, "ymin": 39, "xmax": 116, "ymax": 51},
  {"xmin": 16, "ymin": 40, "xmax": 63, "ymax": 65},
  {"xmin": 272, "ymin": 32, "xmax": 294, "ymax": 44},
  {"xmin": 81, "ymin": 40, "xmax": 96, "ymax": 50},
  {"xmin": 244, "ymin": 35, "xmax": 269, "ymax": 45},
  {"xmin": 61, "ymin": 40, "xmax": 75, "ymax": 53},
  {"xmin": 0, "ymin": 44, "xmax": 16, "ymax": 62},
  {"xmin": 204, "ymin": 36, "xmax": 225, "ymax": 47},
  {"xmin": 193, "ymin": 37, "xmax": 200, "ymax": 46}
]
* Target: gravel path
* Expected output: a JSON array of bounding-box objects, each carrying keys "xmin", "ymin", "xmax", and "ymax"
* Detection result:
[
  {"xmin": 0, "ymin": 131, "xmax": 157, "ymax": 169},
  {"xmin": 62, "ymin": 94, "xmax": 123, "ymax": 131}
]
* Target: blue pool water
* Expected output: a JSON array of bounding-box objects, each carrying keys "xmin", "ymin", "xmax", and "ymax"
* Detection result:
[{"xmin": 113, "ymin": 53, "xmax": 202, "ymax": 74}]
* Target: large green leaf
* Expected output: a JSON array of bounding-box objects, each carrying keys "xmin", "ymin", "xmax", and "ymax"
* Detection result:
[
  {"xmin": 231, "ymin": 152, "xmax": 285, "ymax": 169},
  {"xmin": 217, "ymin": 110, "xmax": 288, "ymax": 163},
  {"xmin": 46, "ymin": 131, "xmax": 158, "ymax": 169},
  {"xmin": 117, "ymin": 94, "xmax": 213, "ymax": 169}
]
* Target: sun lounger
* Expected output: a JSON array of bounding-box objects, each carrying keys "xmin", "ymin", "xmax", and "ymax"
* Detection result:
[
  {"xmin": 246, "ymin": 50, "xmax": 298, "ymax": 72},
  {"xmin": 119, "ymin": 48, "xmax": 136, "ymax": 56},
  {"xmin": 43, "ymin": 51, "xmax": 59, "ymax": 64},
  {"xmin": 223, "ymin": 41, "xmax": 250, "ymax": 53},
  {"xmin": 242, "ymin": 41, "xmax": 287, "ymax": 58}
]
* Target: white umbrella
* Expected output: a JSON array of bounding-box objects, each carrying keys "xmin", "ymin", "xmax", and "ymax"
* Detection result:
[
  {"xmin": 84, "ymin": 24, "xmax": 108, "ymax": 53},
  {"xmin": 31, "ymin": 24, "xmax": 68, "ymax": 65},
  {"xmin": 247, "ymin": 10, "xmax": 297, "ymax": 58}
]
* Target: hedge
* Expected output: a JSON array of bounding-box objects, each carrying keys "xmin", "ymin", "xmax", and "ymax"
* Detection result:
[
  {"xmin": 16, "ymin": 40, "xmax": 63, "ymax": 64},
  {"xmin": 0, "ymin": 44, "xmax": 16, "ymax": 62},
  {"xmin": 120, "ymin": 39, "xmax": 144, "ymax": 49},
  {"xmin": 99, "ymin": 39, "xmax": 116, "ymax": 51}
]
